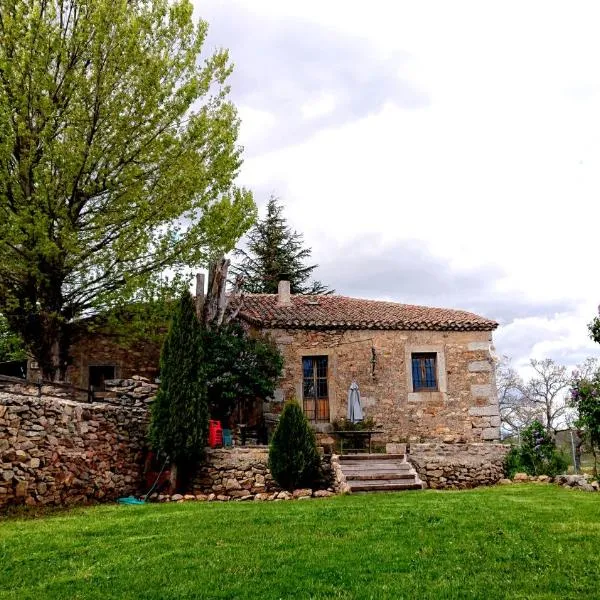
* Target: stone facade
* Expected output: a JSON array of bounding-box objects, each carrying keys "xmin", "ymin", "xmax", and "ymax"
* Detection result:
[
  {"xmin": 0, "ymin": 379, "xmax": 150, "ymax": 508},
  {"xmin": 408, "ymin": 442, "xmax": 509, "ymax": 489},
  {"xmin": 265, "ymin": 328, "xmax": 501, "ymax": 444},
  {"xmin": 27, "ymin": 332, "xmax": 161, "ymax": 391}
]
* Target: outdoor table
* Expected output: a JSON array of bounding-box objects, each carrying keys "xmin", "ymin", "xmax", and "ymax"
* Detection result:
[{"xmin": 333, "ymin": 430, "xmax": 378, "ymax": 454}]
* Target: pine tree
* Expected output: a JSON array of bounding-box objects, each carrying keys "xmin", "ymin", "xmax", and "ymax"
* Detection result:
[
  {"xmin": 149, "ymin": 292, "xmax": 208, "ymax": 481},
  {"xmin": 269, "ymin": 401, "xmax": 321, "ymax": 490},
  {"xmin": 233, "ymin": 196, "xmax": 333, "ymax": 295}
]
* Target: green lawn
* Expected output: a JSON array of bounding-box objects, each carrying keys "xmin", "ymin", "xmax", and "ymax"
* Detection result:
[{"xmin": 1, "ymin": 485, "xmax": 599, "ymax": 599}]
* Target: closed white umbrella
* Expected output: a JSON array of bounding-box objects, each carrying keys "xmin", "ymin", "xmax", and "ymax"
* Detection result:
[{"xmin": 347, "ymin": 381, "xmax": 364, "ymax": 423}]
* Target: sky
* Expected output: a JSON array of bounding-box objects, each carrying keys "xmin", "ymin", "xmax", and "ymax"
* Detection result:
[{"xmin": 194, "ymin": 0, "xmax": 600, "ymax": 377}]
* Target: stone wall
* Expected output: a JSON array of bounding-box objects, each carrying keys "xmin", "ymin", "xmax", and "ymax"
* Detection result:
[
  {"xmin": 0, "ymin": 379, "xmax": 151, "ymax": 508},
  {"xmin": 265, "ymin": 328, "xmax": 501, "ymax": 443},
  {"xmin": 0, "ymin": 378, "xmax": 334, "ymax": 508},
  {"xmin": 408, "ymin": 442, "xmax": 509, "ymax": 489},
  {"xmin": 192, "ymin": 447, "xmax": 333, "ymax": 501}
]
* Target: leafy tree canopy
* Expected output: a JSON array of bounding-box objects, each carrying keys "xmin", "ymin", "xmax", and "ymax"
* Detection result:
[
  {"xmin": 233, "ymin": 196, "xmax": 332, "ymax": 295},
  {"xmin": 204, "ymin": 322, "xmax": 283, "ymax": 425},
  {"xmin": 0, "ymin": 314, "xmax": 27, "ymax": 363},
  {"xmin": 570, "ymin": 366, "xmax": 600, "ymax": 475},
  {"xmin": 0, "ymin": 0, "xmax": 256, "ymax": 380}
]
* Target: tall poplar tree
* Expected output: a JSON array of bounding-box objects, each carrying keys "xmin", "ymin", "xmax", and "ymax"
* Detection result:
[
  {"xmin": 0, "ymin": 0, "xmax": 255, "ymax": 380},
  {"xmin": 233, "ymin": 196, "xmax": 332, "ymax": 295}
]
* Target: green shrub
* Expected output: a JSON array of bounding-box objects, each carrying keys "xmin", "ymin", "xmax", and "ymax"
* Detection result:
[
  {"xmin": 269, "ymin": 401, "xmax": 320, "ymax": 490},
  {"xmin": 504, "ymin": 446, "xmax": 526, "ymax": 478},
  {"xmin": 504, "ymin": 421, "xmax": 568, "ymax": 477}
]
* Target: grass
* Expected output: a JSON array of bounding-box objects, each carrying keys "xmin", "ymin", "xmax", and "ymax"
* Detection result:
[{"xmin": 1, "ymin": 485, "xmax": 599, "ymax": 599}]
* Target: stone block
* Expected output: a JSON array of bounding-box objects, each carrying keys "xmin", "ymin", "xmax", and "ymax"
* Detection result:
[
  {"xmin": 481, "ymin": 427, "xmax": 500, "ymax": 441},
  {"xmin": 471, "ymin": 384, "xmax": 492, "ymax": 397},
  {"xmin": 468, "ymin": 342, "xmax": 490, "ymax": 351},
  {"xmin": 313, "ymin": 490, "xmax": 334, "ymax": 498},
  {"xmin": 224, "ymin": 478, "xmax": 242, "ymax": 491},
  {"xmin": 386, "ymin": 443, "xmax": 406, "ymax": 454},
  {"xmin": 15, "ymin": 480, "xmax": 28, "ymax": 497},
  {"xmin": 468, "ymin": 361, "xmax": 492, "ymax": 372},
  {"xmin": 468, "ymin": 406, "xmax": 499, "ymax": 417}
]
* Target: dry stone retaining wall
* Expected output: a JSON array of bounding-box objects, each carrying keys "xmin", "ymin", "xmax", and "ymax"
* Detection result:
[
  {"xmin": 408, "ymin": 442, "xmax": 509, "ymax": 489},
  {"xmin": 1, "ymin": 376, "xmax": 512, "ymax": 508},
  {"xmin": 191, "ymin": 447, "xmax": 333, "ymax": 501},
  {"xmin": 0, "ymin": 379, "xmax": 151, "ymax": 508}
]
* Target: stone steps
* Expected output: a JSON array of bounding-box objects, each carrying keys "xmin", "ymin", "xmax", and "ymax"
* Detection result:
[
  {"xmin": 339, "ymin": 453, "xmax": 406, "ymax": 461},
  {"xmin": 337, "ymin": 453, "xmax": 424, "ymax": 493},
  {"xmin": 350, "ymin": 480, "xmax": 424, "ymax": 492},
  {"xmin": 345, "ymin": 472, "xmax": 416, "ymax": 481}
]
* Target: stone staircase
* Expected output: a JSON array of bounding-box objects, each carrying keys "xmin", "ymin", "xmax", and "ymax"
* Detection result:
[{"xmin": 338, "ymin": 453, "xmax": 424, "ymax": 492}]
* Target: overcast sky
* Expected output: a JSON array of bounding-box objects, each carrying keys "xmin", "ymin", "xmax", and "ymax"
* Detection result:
[{"xmin": 195, "ymin": 0, "xmax": 600, "ymax": 377}]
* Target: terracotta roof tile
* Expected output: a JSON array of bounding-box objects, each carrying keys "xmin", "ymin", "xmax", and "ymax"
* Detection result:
[{"xmin": 238, "ymin": 294, "xmax": 498, "ymax": 332}]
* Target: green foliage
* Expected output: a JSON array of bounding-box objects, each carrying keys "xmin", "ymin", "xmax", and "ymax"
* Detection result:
[
  {"xmin": 0, "ymin": 314, "xmax": 27, "ymax": 363},
  {"xmin": 570, "ymin": 368, "xmax": 600, "ymax": 474},
  {"xmin": 504, "ymin": 421, "xmax": 568, "ymax": 477},
  {"xmin": 332, "ymin": 416, "xmax": 376, "ymax": 431},
  {"xmin": 0, "ymin": 0, "xmax": 255, "ymax": 379},
  {"xmin": 269, "ymin": 401, "xmax": 321, "ymax": 490},
  {"xmin": 149, "ymin": 293, "xmax": 207, "ymax": 469},
  {"xmin": 203, "ymin": 323, "xmax": 283, "ymax": 424},
  {"xmin": 93, "ymin": 274, "xmax": 191, "ymax": 349},
  {"xmin": 588, "ymin": 316, "xmax": 600, "ymax": 345},
  {"xmin": 233, "ymin": 196, "xmax": 332, "ymax": 295}
]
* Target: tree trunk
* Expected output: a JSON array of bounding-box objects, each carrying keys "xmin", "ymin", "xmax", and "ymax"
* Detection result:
[{"xmin": 39, "ymin": 316, "xmax": 71, "ymax": 382}]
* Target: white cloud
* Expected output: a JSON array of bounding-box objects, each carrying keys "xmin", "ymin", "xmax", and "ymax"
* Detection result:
[
  {"xmin": 301, "ymin": 92, "xmax": 336, "ymax": 120},
  {"xmin": 197, "ymin": 0, "xmax": 600, "ymax": 370}
]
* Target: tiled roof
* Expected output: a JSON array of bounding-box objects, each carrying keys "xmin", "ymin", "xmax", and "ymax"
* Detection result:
[{"xmin": 238, "ymin": 294, "xmax": 498, "ymax": 332}]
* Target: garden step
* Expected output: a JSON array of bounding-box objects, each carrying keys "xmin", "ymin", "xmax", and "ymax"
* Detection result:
[
  {"xmin": 339, "ymin": 454, "xmax": 406, "ymax": 461},
  {"xmin": 338, "ymin": 453, "xmax": 424, "ymax": 492},
  {"xmin": 345, "ymin": 472, "xmax": 416, "ymax": 481},
  {"xmin": 341, "ymin": 463, "xmax": 411, "ymax": 470},
  {"xmin": 349, "ymin": 480, "xmax": 423, "ymax": 492}
]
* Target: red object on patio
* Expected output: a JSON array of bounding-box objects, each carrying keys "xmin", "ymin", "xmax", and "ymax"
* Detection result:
[{"xmin": 209, "ymin": 420, "xmax": 223, "ymax": 448}]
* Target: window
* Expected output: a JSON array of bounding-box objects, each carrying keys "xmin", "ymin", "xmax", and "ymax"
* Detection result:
[
  {"xmin": 89, "ymin": 365, "xmax": 116, "ymax": 391},
  {"xmin": 302, "ymin": 356, "xmax": 329, "ymax": 422},
  {"xmin": 411, "ymin": 353, "xmax": 438, "ymax": 392}
]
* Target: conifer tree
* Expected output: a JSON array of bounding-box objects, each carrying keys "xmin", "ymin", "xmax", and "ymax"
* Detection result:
[
  {"xmin": 269, "ymin": 401, "xmax": 321, "ymax": 490},
  {"xmin": 149, "ymin": 292, "xmax": 208, "ymax": 481},
  {"xmin": 233, "ymin": 196, "xmax": 333, "ymax": 295}
]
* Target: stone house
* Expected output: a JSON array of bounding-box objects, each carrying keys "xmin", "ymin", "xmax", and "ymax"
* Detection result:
[
  {"xmin": 28, "ymin": 281, "xmax": 501, "ymax": 445},
  {"xmin": 239, "ymin": 281, "xmax": 501, "ymax": 444}
]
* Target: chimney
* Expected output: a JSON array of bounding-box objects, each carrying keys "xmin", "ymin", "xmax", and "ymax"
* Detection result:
[
  {"xmin": 195, "ymin": 272, "xmax": 205, "ymax": 317},
  {"xmin": 277, "ymin": 280, "xmax": 292, "ymax": 306}
]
